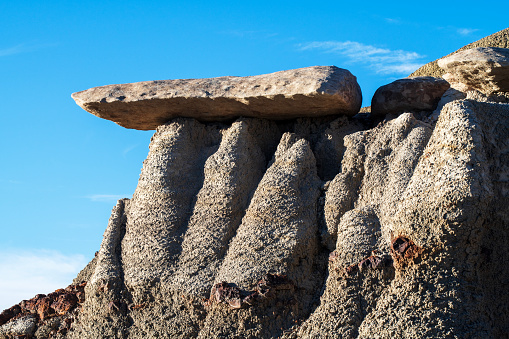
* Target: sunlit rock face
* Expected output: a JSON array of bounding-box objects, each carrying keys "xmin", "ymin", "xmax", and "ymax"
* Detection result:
[
  {"xmin": 71, "ymin": 66, "xmax": 362, "ymax": 130},
  {"xmin": 62, "ymin": 99, "xmax": 509, "ymax": 338},
  {"xmin": 4, "ymin": 45, "xmax": 509, "ymax": 338},
  {"xmin": 439, "ymin": 47, "xmax": 509, "ymax": 93}
]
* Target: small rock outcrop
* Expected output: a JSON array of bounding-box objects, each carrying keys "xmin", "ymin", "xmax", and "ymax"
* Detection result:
[
  {"xmin": 410, "ymin": 27, "xmax": 509, "ymax": 78},
  {"xmin": 438, "ymin": 47, "xmax": 509, "ymax": 93},
  {"xmin": 0, "ymin": 283, "xmax": 86, "ymax": 338},
  {"xmin": 371, "ymin": 76, "xmax": 450, "ymax": 116},
  {"xmin": 71, "ymin": 66, "xmax": 362, "ymax": 130}
]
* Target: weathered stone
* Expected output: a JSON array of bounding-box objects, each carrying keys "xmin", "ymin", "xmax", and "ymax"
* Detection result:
[
  {"xmin": 71, "ymin": 66, "xmax": 362, "ymax": 130},
  {"xmin": 438, "ymin": 47, "xmax": 509, "ymax": 93},
  {"xmin": 15, "ymin": 30, "xmax": 509, "ymax": 336},
  {"xmin": 0, "ymin": 315, "xmax": 36, "ymax": 337},
  {"xmin": 410, "ymin": 27, "xmax": 509, "ymax": 78},
  {"xmin": 371, "ymin": 76, "xmax": 450, "ymax": 116}
]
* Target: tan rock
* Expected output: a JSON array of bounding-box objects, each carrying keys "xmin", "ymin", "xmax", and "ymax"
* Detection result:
[
  {"xmin": 410, "ymin": 27, "xmax": 509, "ymax": 78},
  {"xmin": 71, "ymin": 66, "xmax": 362, "ymax": 130},
  {"xmin": 438, "ymin": 47, "xmax": 509, "ymax": 93},
  {"xmin": 371, "ymin": 76, "xmax": 450, "ymax": 116}
]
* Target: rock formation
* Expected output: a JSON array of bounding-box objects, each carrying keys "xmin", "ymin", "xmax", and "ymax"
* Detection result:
[
  {"xmin": 439, "ymin": 47, "xmax": 509, "ymax": 93},
  {"xmin": 3, "ymin": 45, "xmax": 509, "ymax": 338},
  {"xmin": 410, "ymin": 27, "xmax": 509, "ymax": 78},
  {"xmin": 71, "ymin": 66, "xmax": 362, "ymax": 130},
  {"xmin": 370, "ymin": 76, "xmax": 449, "ymax": 116}
]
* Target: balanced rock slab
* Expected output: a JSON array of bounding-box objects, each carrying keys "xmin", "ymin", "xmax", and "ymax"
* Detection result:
[
  {"xmin": 371, "ymin": 76, "xmax": 450, "ymax": 116},
  {"xmin": 438, "ymin": 47, "xmax": 509, "ymax": 93},
  {"xmin": 71, "ymin": 66, "xmax": 362, "ymax": 130}
]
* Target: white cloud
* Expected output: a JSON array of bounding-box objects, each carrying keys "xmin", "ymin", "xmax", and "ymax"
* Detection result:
[
  {"xmin": 0, "ymin": 42, "xmax": 57, "ymax": 57},
  {"xmin": 457, "ymin": 28, "xmax": 479, "ymax": 36},
  {"xmin": 0, "ymin": 45, "xmax": 25, "ymax": 57},
  {"xmin": 86, "ymin": 194, "xmax": 129, "ymax": 203},
  {"xmin": 298, "ymin": 40, "xmax": 426, "ymax": 75},
  {"xmin": 384, "ymin": 17, "xmax": 401, "ymax": 24},
  {"xmin": 122, "ymin": 144, "xmax": 138, "ymax": 157},
  {"xmin": 0, "ymin": 249, "xmax": 88, "ymax": 311}
]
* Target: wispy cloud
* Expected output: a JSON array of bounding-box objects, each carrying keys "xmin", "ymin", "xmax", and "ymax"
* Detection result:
[
  {"xmin": 384, "ymin": 17, "xmax": 401, "ymax": 24},
  {"xmin": 457, "ymin": 28, "xmax": 479, "ymax": 36},
  {"xmin": 298, "ymin": 40, "xmax": 425, "ymax": 75},
  {"xmin": 0, "ymin": 249, "xmax": 88, "ymax": 311},
  {"xmin": 0, "ymin": 44, "xmax": 25, "ymax": 57},
  {"xmin": 86, "ymin": 194, "xmax": 129, "ymax": 203},
  {"xmin": 122, "ymin": 144, "xmax": 138, "ymax": 157},
  {"xmin": 0, "ymin": 42, "xmax": 57, "ymax": 57}
]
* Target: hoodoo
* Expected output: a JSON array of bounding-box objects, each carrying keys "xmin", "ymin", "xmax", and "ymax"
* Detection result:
[{"xmin": 2, "ymin": 36, "xmax": 509, "ymax": 338}]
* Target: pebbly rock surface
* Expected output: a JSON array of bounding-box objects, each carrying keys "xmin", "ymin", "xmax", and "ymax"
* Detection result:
[
  {"xmin": 49, "ymin": 94, "xmax": 509, "ymax": 339},
  {"xmin": 71, "ymin": 66, "xmax": 362, "ymax": 130},
  {"xmin": 371, "ymin": 76, "xmax": 450, "ymax": 116},
  {"xmin": 438, "ymin": 47, "xmax": 509, "ymax": 93}
]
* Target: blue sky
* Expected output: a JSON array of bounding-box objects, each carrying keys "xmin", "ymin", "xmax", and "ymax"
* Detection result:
[{"xmin": 0, "ymin": 0, "xmax": 505, "ymax": 310}]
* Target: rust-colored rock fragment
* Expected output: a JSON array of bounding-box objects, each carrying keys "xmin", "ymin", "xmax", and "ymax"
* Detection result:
[
  {"xmin": 51, "ymin": 293, "xmax": 78, "ymax": 315},
  {"xmin": 343, "ymin": 251, "xmax": 393, "ymax": 276},
  {"xmin": 212, "ymin": 282, "xmax": 242, "ymax": 305},
  {"xmin": 128, "ymin": 303, "xmax": 146, "ymax": 311},
  {"xmin": 0, "ymin": 304, "xmax": 21, "ymax": 326},
  {"xmin": 0, "ymin": 281, "xmax": 87, "ymax": 336},
  {"xmin": 390, "ymin": 236, "xmax": 423, "ymax": 267},
  {"xmin": 209, "ymin": 274, "xmax": 295, "ymax": 309}
]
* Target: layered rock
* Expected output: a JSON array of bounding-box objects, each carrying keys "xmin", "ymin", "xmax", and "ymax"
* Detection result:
[
  {"xmin": 438, "ymin": 47, "xmax": 509, "ymax": 93},
  {"xmin": 71, "ymin": 66, "xmax": 362, "ymax": 130},
  {"xmin": 371, "ymin": 76, "xmax": 449, "ymax": 116}
]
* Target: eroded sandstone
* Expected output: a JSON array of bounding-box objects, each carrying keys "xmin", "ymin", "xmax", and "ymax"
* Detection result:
[
  {"xmin": 71, "ymin": 66, "xmax": 362, "ymax": 130},
  {"xmin": 438, "ymin": 47, "xmax": 509, "ymax": 93}
]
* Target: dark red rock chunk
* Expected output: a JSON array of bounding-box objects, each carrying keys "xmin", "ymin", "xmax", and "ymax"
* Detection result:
[
  {"xmin": 342, "ymin": 251, "xmax": 393, "ymax": 277},
  {"xmin": 209, "ymin": 273, "xmax": 295, "ymax": 309},
  {"xmin": 390, "ymin": 236, "xmax": 423, "ymax": 267}
]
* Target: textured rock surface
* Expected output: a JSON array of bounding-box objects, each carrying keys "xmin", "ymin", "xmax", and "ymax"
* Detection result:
[
  {"xmin": 71, "ymin": 66, "xmax": 362, "ymax": 130},
  {"xmin": 45, "ymin": 96, "xmax": 509, "ymax": 339},
  {"xmin": 6, "ymin": 32, "xmax": 509, "ymax": 338},
  {"xmin": 371, "ymin": 76, "xmax": 450, "ymax": 116},
  {"xmin": 410, "ymin": 27, "xmax": 509, "ymax": 78},
  {"xmin": 0, "ymin": 283, "xmax": 86, "ymax": 339},
  {"xmin": 438, "ymin": 47, "xmax": 509, "ymax": 93},
  {"xmin": 5, "ymin": 99, "xmax": 509, "ymax": 338},
  {"xmin": 57, "ymin": 115, "xmax": 366, "ymax": 339}
]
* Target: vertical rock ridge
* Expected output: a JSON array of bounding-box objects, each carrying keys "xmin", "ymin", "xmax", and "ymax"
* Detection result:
[
  {"xmin": 198, "ymin": 132, "xmax": 321, "ymax": 338},
  {"xmin": 322, "ymin": 113, "xmax": 433, "ymax": 250},
  {"xmin": 70, "ymin": 199, "xmax": 132, "ymax": 339},
  {"xmin": 170, "ymin": 118, "xmax": 280, "ymax": 297},
  {"xmin": 121, "ymin": 118, "xmax": 222, "ymax": 288},
  {"xmin": 356, "ymin": 99, "xmax": 500, "ymax": 338},
  {"xmin": 89, "ymin": 199, "xmax": 129, "ymax": 285}
]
